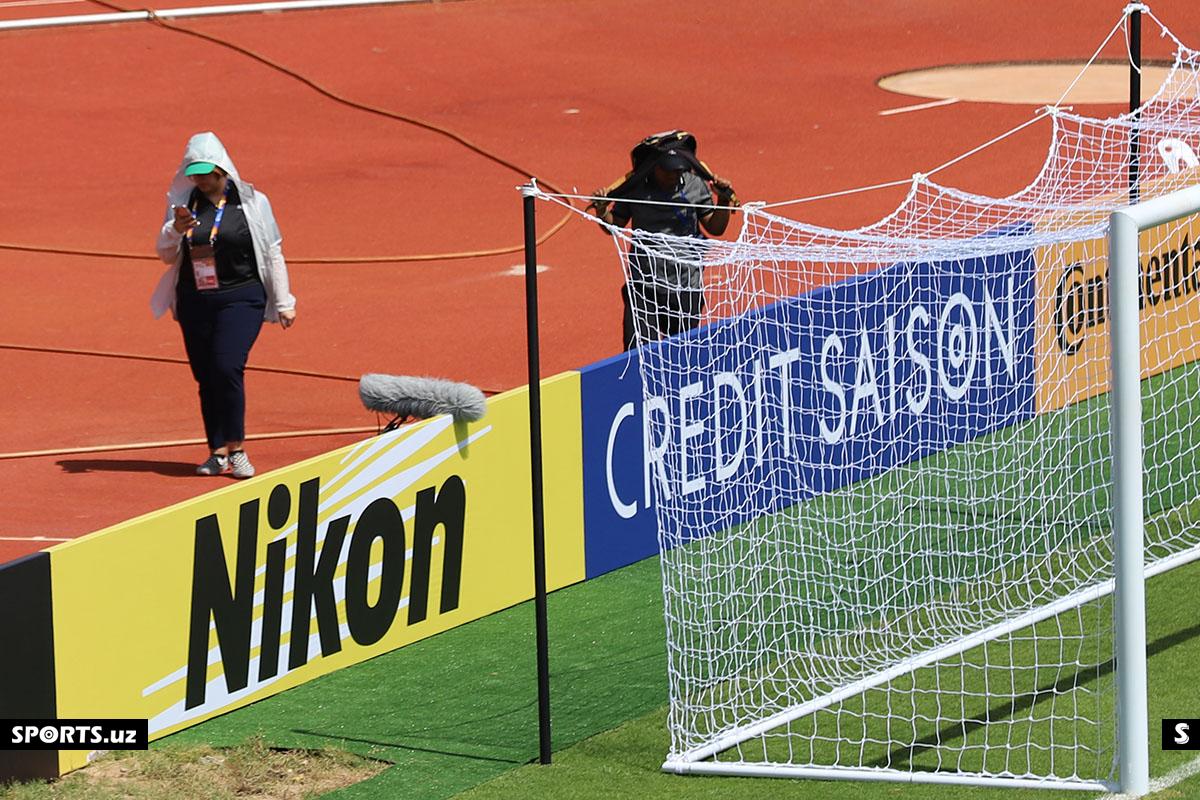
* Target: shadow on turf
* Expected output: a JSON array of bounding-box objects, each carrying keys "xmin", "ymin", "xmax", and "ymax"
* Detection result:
[
  {"xmin": 873, "ymin": 619, "xmax": 1200, "ymax": 769},
  {"xmin": 289, "ymin": 697, "xmax": 543, "ymax": 766},
  {"xmin": 291, "ymin": 730, "xmax": 527, "ymax": 765},
  {"xmin": 57, "ymin": 458, "xmax": 199, "ymax": 477}
]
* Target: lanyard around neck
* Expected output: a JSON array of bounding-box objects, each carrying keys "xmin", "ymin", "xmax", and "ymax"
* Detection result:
[{"xmin": 186, "ymin": 182, "xmax": 231, "ymax": 246}]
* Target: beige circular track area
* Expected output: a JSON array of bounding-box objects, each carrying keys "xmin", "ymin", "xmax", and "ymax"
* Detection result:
[{"xmin": 879, "ymin": 61, "xmax": 1182, "ymax": 105}]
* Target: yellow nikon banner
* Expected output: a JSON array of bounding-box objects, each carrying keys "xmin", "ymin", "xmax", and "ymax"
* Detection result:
[
  {"xmin": 1035, "ymin": 169, "xmax": 1200, "ymax": 412},
  {"xmin": 48, "ymin": 373, "xmax": 585, "ymax": 774}
]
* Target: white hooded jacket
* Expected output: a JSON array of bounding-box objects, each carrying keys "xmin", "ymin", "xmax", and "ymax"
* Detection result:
[{"xmin": 152, "ymin": 132, "xmax": 296, "ymax": 322}]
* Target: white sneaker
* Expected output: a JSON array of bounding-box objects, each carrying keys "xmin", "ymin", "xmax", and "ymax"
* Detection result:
[
  {"xmin": 229, "ymin": 450, "xmax": 255, "ymax": 479},
  {"xmin": 197, "ymin": 453, "xmax": 230, "ymax": 476}
]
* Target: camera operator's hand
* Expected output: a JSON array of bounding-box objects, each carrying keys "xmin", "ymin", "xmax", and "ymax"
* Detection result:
[
  {"xmin": 590, "ymin": 188, "xmax": 613, "ymax": 223},
  {"xmin": 711, "ymin": 175, "xmax": 737, "ymax": 205}
]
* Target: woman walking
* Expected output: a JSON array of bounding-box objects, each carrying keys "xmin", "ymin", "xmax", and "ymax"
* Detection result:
[{"xmin": 152, "ymin": 131, "xmax": 297, "ymax": 478}]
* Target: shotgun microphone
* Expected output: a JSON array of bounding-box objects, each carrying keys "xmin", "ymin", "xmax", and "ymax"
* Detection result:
[{"xmin": 359, "ymin": 373, "xmax": 487, "ymax": 423}]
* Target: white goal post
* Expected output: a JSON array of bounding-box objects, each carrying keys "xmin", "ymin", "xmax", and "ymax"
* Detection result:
[{"xmin": 1110, "ymin": 183, "xmax": 1200, "ymax": 796}]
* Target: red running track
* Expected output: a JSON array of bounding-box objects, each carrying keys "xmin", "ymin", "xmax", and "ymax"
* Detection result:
[{"xmin": 2, "ymin": 0, "xmax": 1197, "ymax": 563}]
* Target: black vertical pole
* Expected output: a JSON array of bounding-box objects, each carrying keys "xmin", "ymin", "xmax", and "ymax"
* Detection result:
[
  {"xmin": 522, "ymin": 184, "xmax": 553, "ymax": 765},
  {"xmin": 1129, "ymin": 6, "xmax": 1142, "ymax": 204}
]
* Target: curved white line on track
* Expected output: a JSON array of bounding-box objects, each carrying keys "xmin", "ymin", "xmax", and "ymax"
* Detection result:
[{"xmin": 879, "ymin": 97, "xmax": 960, "ymax": 117}]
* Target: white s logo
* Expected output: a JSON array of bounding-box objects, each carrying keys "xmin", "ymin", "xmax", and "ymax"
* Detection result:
[{"xmin": 1175, "ymin": 722, "xmax": 1191, "ymax": 745}]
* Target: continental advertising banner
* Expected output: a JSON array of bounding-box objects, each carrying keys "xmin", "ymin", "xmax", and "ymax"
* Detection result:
[
  {"xmin": 48, "ymin": 374, "xmax": 584, "ymax": 770},
  {"xmin": 580, "ymin": 243, "xmax": 1037, "ymax": 574},
  {"xmin": 1036, "ymin": 169, "xmax": 1200, "ymax": 412}
]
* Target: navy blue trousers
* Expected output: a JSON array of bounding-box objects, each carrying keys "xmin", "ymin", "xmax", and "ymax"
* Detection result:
[{"xmin": 176, "ymin": 281, "xmax": 266, "ymax": 450}]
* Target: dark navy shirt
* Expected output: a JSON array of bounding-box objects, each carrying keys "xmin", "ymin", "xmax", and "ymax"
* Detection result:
[
  {"xmin": 612, "ymin": 172, "xmax": 713, "ymax": 236},
  {"xmin": 612, "ymin": 172, "xmax": 712, "ymax": 290},
  {"xmin": 178, "ymin": 183, "xmax": 260, "ymax": 294}
]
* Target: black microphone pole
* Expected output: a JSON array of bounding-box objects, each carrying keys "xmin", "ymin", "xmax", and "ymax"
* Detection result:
[{"xmin": 521, "ymin": 181, "xmax": 553, "ymax": 765}]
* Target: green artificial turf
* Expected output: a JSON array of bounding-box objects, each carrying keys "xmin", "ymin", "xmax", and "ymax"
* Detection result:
[
  {"xmin": 157, "ymin": 361, "xmax": 1200, "ymax": 799},
  {"xmin": 457, "ymin": 557, "xmax": 1200, "ymax": 800},
  {"xmin": 164, "ymin": 555, "xmax": 670, "ymax": 799}
]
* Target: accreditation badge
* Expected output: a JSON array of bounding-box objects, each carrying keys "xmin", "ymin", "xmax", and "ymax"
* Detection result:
[{"xmin": 190, "ymin": 244, "xmax": 219, "ymax": 291}]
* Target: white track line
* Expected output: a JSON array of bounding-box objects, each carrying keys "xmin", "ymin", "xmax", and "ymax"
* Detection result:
[
  {"xmin": 879, "ymin": 97, "xmax": 960, "ymax": 116},
  {"xmin": 0, "ymin": 0, "xmax": 427, "ymax": 31},
  {"xmin": 1095, "ymin": 754, "xmax": 1200, "ymax": 799},
  {"xmin": 0, "ymin": 0, "xmax": 83, "ymax": 8},
  {"xmin": 0, "ymin": 535, "xmax": 70, "ymax": 541}
]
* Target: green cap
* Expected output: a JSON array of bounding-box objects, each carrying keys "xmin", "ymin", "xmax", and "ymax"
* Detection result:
[{"xmin": 184, "ymin": 161, "xmax": 218, "ymax": 176}]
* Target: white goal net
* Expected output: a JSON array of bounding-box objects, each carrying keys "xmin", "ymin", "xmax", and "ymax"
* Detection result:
[{"xmin": 538, "ymin": 9, "xmax": 1200, "ymax": 793}]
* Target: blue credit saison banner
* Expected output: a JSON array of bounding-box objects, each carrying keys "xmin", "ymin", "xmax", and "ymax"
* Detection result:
[
  {"xmin": 580, "ymin": 349, "xmax": 659, "ymax": 578},
  {"xmin": 580, "ymin": 238, "xmax": 1038, "ymax": 578}
]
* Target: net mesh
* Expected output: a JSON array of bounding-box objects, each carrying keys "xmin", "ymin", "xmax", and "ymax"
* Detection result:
[{"xmin": 542, "ymin": 18, "xmax": 1200, "ymax": 789}]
